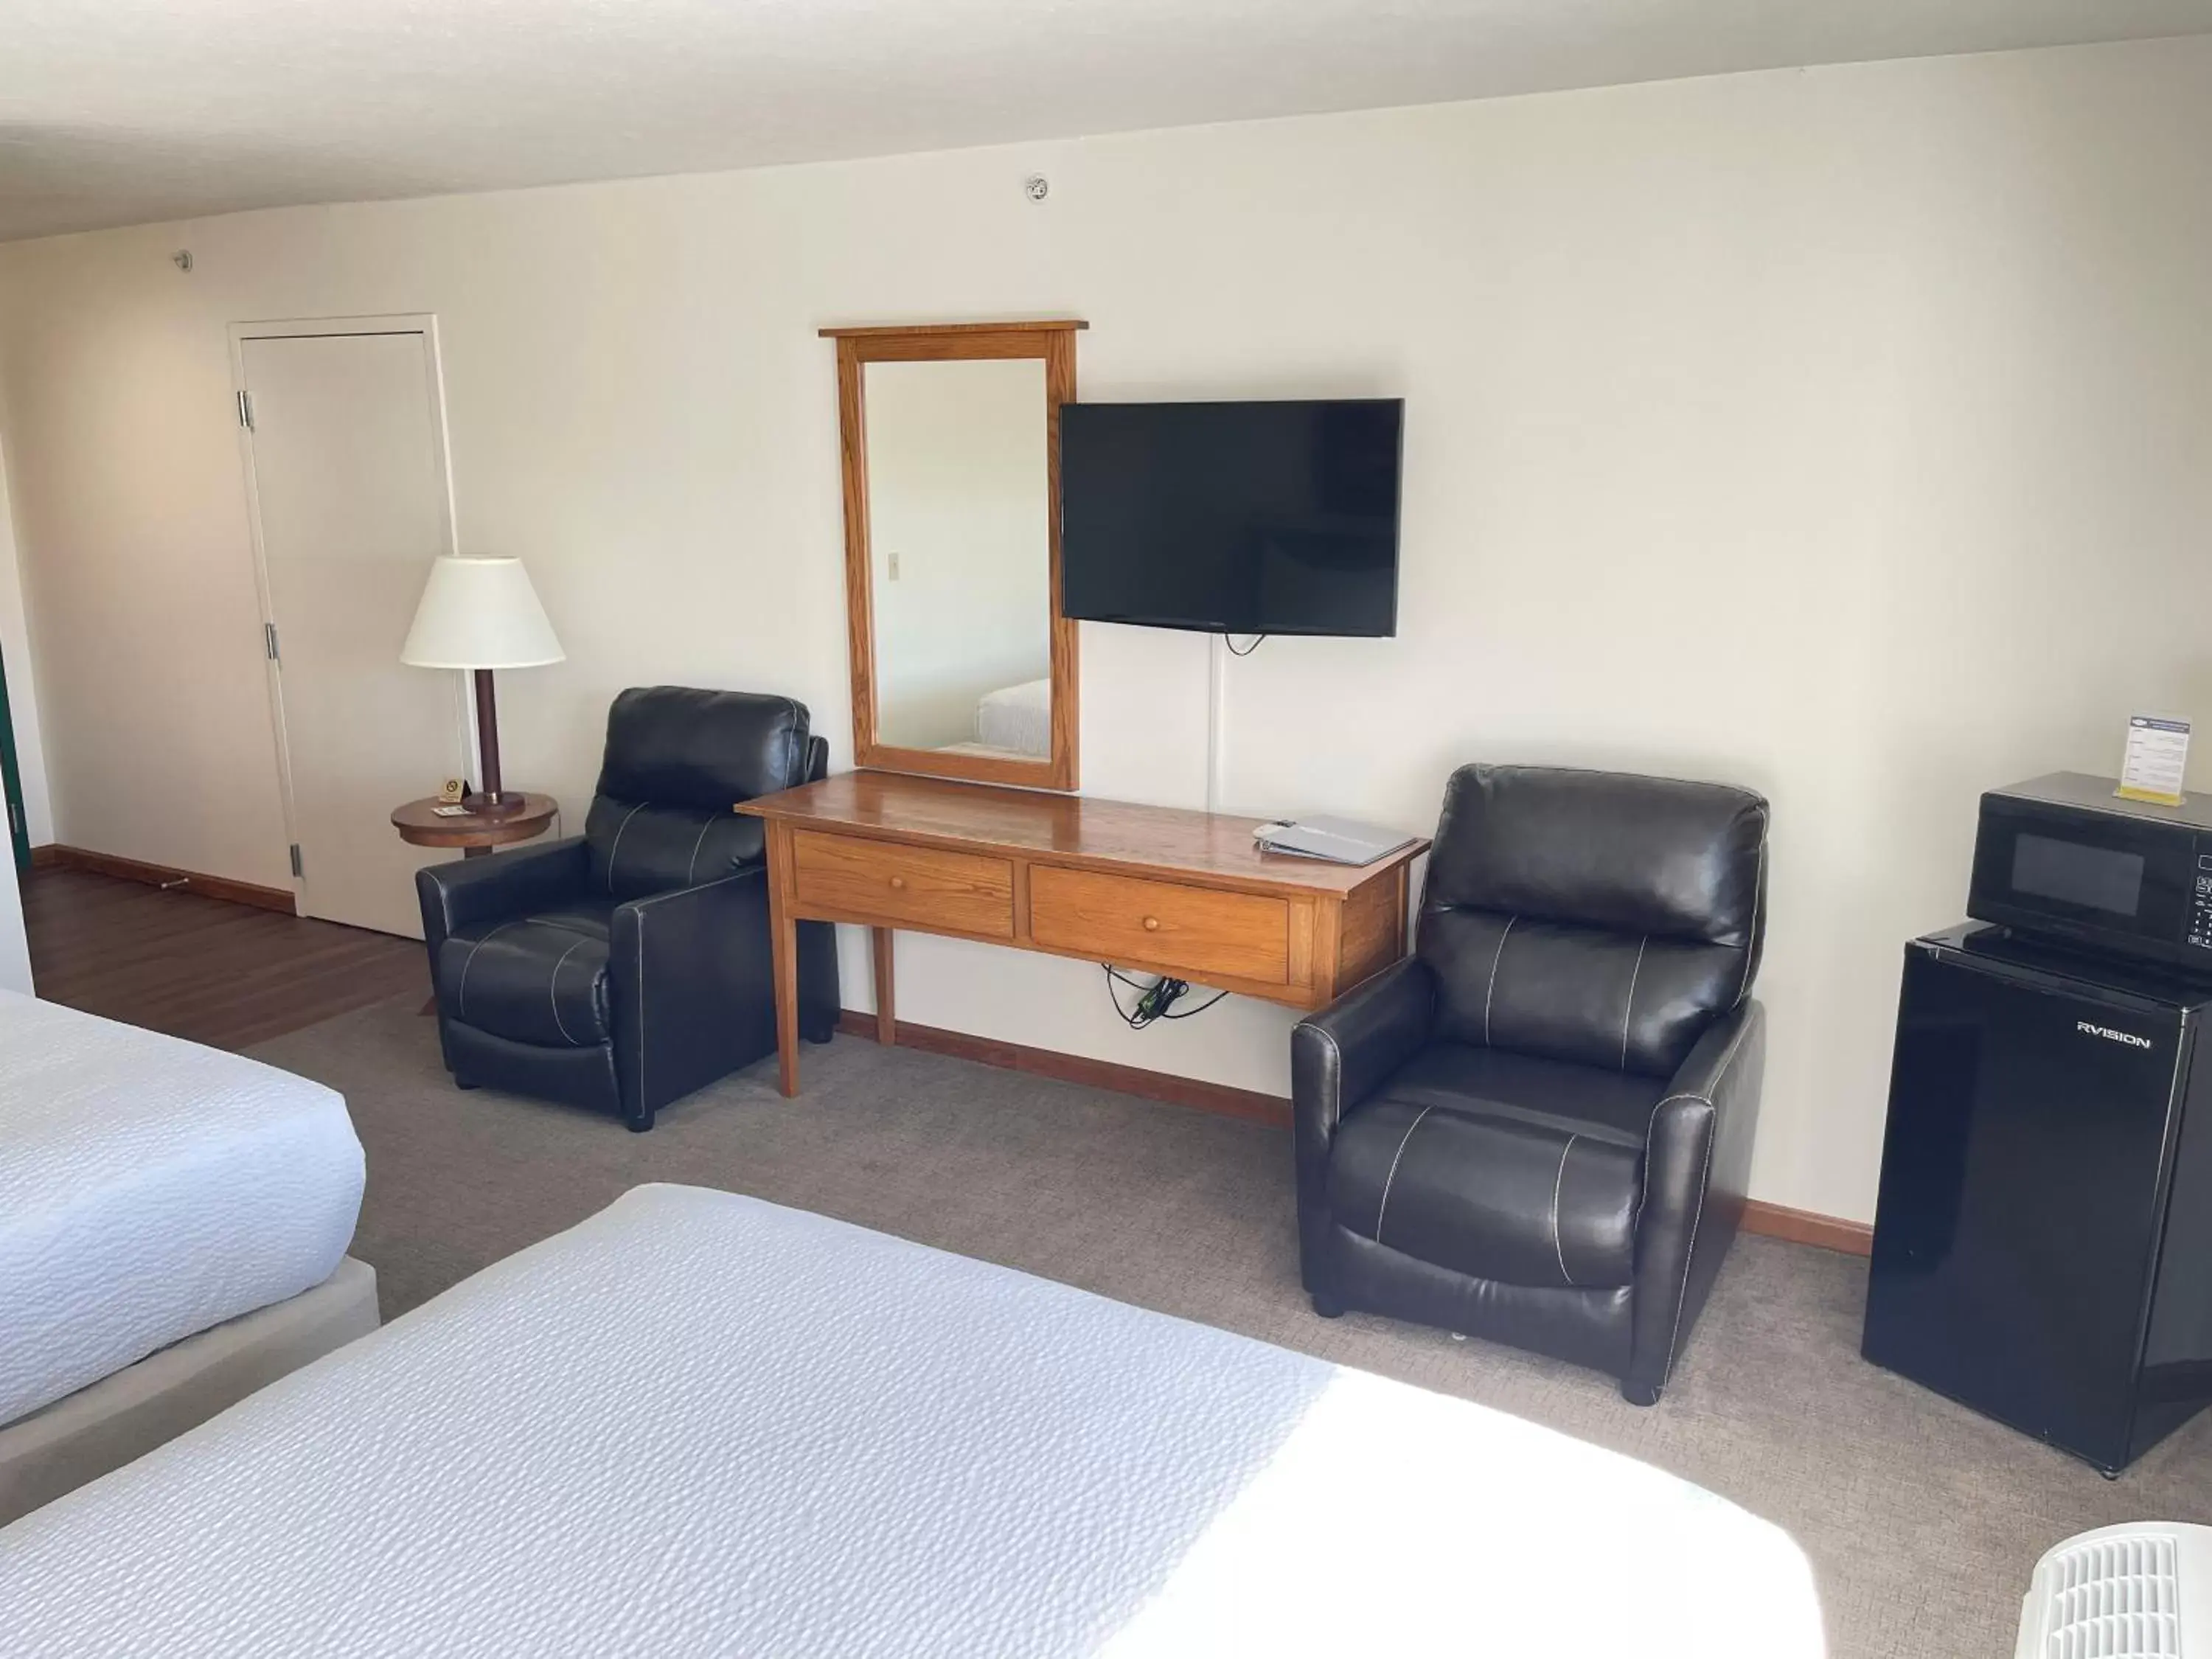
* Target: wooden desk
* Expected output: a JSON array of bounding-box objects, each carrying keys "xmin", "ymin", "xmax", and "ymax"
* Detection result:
[{"xmin": 737, "ymin": 772, "xmax": 1428, "ymax": 1096}]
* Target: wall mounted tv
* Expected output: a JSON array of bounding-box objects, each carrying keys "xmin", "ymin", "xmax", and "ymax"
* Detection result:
[{"xmin": 1059, "ymin": 398, "xmax": 1402, "ymax": 638}]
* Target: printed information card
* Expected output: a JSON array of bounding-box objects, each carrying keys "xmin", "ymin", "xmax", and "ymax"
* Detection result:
[{"xmin": 2118, "ymin": 714, "xmax": 2191, "ymax": 807}]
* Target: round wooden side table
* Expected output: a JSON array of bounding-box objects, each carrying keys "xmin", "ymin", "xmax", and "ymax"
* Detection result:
[{"xmin": 391, "ymin": 793, "xmax": 560, "ymax": 859}]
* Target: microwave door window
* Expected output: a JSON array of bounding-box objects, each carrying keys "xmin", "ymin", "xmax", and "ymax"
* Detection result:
[{"xmin": 2012, "ymin": 834, "xmax": 2146, "ymax": 918}]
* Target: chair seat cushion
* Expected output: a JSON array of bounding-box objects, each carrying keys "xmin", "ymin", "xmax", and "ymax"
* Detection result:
[
  {"xmin": 1378, "ymin": 1043, "xmax": 1667, "ymax": 1148},
  {"xmin": 438, "ymin": 902, "xmax": 615, "ymax": 1051},
  {"xmin": 1325, "ymin": 1045, "xmax": 1664, "ymax": 1290}
]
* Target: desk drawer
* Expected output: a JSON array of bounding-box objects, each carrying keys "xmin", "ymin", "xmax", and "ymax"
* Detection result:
[
  {"xmin": 1029, "ymin": 866, "xmax": 1290, "ymax": 985},
  {"xmin": 791, "ymin": 832, "xmax": 1015, "ymax": 937}
]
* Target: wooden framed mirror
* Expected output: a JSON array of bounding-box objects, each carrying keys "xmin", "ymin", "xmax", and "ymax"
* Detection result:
[{"xmin": 822, "ymin": 319, "xmax": 1083, "ymax": 791}]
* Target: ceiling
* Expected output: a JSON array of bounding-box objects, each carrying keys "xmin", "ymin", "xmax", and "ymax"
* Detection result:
[{"xmin": 5, "ymin": 0, "xmax": 2212, "ymax": 243}]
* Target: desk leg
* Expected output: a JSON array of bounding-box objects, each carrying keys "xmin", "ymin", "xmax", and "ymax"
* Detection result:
[
  {"xmin": 872, "ymin": 928, "xmax": 897, "ymax": 1046},
  {"xmin": 765, "ymin": 823, "xmax": 801, "ymax": 1097}
]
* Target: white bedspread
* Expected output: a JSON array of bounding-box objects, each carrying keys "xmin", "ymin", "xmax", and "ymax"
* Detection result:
[
  {"xmin": 0, "ymin": 992, "xmax": 364, "ymax": 1427},
  {"xmin": 0, "ymin": 1184, "xmax": 1822, "ymax": 1657},
  {"xmin": 975, "ymin": 675, "xmax": 1051, "ymax": 757}
]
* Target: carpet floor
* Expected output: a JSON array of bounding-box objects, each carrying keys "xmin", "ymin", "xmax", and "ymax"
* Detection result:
[{"xmin": 251, "ymin": 997, "xmax": 2212, "ymax": 1659}]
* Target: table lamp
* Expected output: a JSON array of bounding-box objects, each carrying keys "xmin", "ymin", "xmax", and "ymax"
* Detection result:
[{"xmin": 400, "ymin": 556, "xmax": 564, "ymax": 815}]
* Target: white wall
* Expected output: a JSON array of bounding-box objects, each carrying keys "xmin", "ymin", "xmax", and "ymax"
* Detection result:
[
  {"xmin": 3, "ymin": 37, "xmax": 2211, "ymax": 1222},
  {"xmin": 866, "ymin": 357, "xmax": 1051, "ymax": 750}
]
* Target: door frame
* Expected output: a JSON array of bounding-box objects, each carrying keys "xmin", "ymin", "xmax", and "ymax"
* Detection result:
[
  {"xmin": 228, "ymin": 315, "xmax": 468, "ymax": 916},
  {"xmin": 0, "ymin": 640, "xmax": 29, "ymax": 874}
]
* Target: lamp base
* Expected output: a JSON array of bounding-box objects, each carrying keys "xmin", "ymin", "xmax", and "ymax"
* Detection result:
[{"xmin": 462, "ymin": 791, "xmax": 531, "ymax": 818}]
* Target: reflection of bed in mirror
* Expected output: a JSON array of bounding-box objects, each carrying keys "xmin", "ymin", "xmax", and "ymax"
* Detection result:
[{"xmin": 940, "ymin": 676, "xmax": 1049, "ymax": 759}]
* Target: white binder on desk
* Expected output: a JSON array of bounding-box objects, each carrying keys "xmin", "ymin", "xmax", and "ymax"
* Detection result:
[{"xmin": 1251, "ymin": 815, "xmax": 1417, "ymax": 866}]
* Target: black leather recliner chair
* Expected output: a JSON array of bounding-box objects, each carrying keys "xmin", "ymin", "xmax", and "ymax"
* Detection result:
[
  {"xmin": 415, "ymin": 687, "xmax": 840, "ymax": 1132},
  {"xmin": 1293, "ymin": 764, "xmax": 1767, "ymax": 1404}
]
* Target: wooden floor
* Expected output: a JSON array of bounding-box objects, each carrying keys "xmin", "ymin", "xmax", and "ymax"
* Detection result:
[{"xmin": 24, "ymin": 867, "xmax": 428, "ymax": 1051}]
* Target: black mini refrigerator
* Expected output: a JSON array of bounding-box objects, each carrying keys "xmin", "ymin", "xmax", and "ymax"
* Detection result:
[{"xmin": 1863, "ymin": 924, "xmax": 2212, "ymax": 1474}]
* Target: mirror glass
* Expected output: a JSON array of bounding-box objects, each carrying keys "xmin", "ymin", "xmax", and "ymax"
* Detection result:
[{"xmin": 863, "ymin": 357, "xmax": 1053, "ymax": 759}]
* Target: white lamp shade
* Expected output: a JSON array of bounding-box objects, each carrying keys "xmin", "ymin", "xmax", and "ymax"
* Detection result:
[{"xmin": 400, "ymin": 556, "xmax": 565, "ymax": 669}]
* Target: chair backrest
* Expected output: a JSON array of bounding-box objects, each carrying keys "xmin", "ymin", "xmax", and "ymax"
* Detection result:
[
  {"xmin": 1416, "ymin": 764, "xmax": 1767, "ymax": 1079},
  {"xmin": 584, "ymin": 687, "xmax": 818, "ymax": 900}
]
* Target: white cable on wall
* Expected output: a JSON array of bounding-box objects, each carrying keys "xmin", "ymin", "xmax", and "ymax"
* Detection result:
[{"xmin": 1206, "ymin": 632, "xmax": 1227, "ymax": 815}]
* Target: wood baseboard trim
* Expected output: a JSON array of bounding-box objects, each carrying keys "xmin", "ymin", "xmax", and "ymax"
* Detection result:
[
  {"xmin": 833, "ymin": 1009, "xmax": 1292, "ymax": 1127},
  {"xmin": 32, "ymin": 845, "xmax": 297, "ymax": 915},
  {"xmin": 834, "ymin": 1010, "xmax": 1876, "ymax": 1252},
  {"xmin": 1742, "ymin": 1198, "xmax": 1873, "ymax": 1256}
]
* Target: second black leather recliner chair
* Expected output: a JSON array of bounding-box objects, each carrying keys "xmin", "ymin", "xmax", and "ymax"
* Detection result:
[
  {"xmin": 415, "ymin": 687, "xmax": 840, "ymax": 1131},
  {"xmin": 1293, "ymin": 763, "xmax": 1768, "ymax": 1404}
]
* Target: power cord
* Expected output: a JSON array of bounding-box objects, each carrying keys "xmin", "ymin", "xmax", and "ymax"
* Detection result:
[
  {"xmin": 1102, "ymin": 964, "xmax": 1231, "ymax": 1029},
  {"xmin": 1223, "ymin": 633, "xmax": 1268, "ymax": 657}
]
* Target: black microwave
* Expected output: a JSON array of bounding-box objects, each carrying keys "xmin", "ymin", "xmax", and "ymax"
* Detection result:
[{"xmin": 1969, "ymin": 771, "xmax": 2212, "ymax": 973}]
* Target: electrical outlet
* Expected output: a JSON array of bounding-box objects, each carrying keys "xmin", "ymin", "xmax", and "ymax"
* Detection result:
[{"xmin": 888, "ymin": 550, "xmax": 901, "ymax": 581}]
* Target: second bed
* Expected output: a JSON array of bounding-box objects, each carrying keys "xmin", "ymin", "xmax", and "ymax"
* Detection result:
[{"xmin": 0, "ymin": 992, "xmax": 374, "ymax": 1522}]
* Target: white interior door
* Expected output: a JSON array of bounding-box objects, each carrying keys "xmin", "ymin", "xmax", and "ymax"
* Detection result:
[{"xmin": 238, "ymin": 324, "xmax": 467, "ymax": 938}]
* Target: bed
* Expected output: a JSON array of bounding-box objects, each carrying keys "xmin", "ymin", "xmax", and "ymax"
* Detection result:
[
  {"xmin": 973, "ymin": 675, "xmax": 1051, "ymax": 757},
  {"xmin": 0, "ymin": 992, "xmax": 375, "ymax": 1523},
  {"xmin": 0, "ymin": 1183, "xmax": 1823, "ymax": 1656}
]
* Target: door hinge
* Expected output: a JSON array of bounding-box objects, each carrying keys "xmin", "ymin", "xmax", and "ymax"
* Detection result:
[
  {"xmin": 288, "ymin": 844, "xmax": 303, "ymax": 880},
  {"xmin": 6, "ymin": 802, "xmax": 19, "ymax": 838},
  {"xmin": 264, "ymin": 622, "xmax": 279, "ymax": 661},
  {"xmin": 237, "ymin": 389, "xmax": 254, "ymax": 431}
]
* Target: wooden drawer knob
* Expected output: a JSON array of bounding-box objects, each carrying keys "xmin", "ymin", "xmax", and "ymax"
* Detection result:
[
  {"xmin": 889, "ymin": 875, "xmax": 907, "ymax": 891},
  {"xmin": 1143, "ymin": 916, "xmax": 1160, "ymax": 931}
]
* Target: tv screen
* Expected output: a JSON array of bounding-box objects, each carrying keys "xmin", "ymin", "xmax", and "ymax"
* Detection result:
[{"xmin": 1059, "ymin": 398, "xmax": 1402, "ymax": 637}]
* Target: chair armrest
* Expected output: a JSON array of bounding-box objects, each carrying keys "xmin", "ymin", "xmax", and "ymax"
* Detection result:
[
  {"xmin": 415, "ymin": 837, "xmax": 591, "ymax": 947},
  {"xmin": 608, "ymin": 869, "xmax": 776, "ymax": 1122},
  {"xmin": 1292, "ymin": 956, "xmax": 1436, "ymax": 1148},
  {"xmin": 1291, "ymin": 957, "xmax": 1436, "ymax": 1286},
  {"xmin": 1627, "ymin": 998, "xmax": 1767, "ymax": 1399}
]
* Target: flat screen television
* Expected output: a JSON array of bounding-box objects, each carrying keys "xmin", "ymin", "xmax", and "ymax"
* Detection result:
[{"xmin": 1059, "ymin": 398, "xmax": 1402, "ymax": 637}]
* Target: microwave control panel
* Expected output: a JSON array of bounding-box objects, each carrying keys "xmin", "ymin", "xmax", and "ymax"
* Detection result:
[{"xmin": 2192, "ymin": 849, "xmax": 2212, "ymax": 951}]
